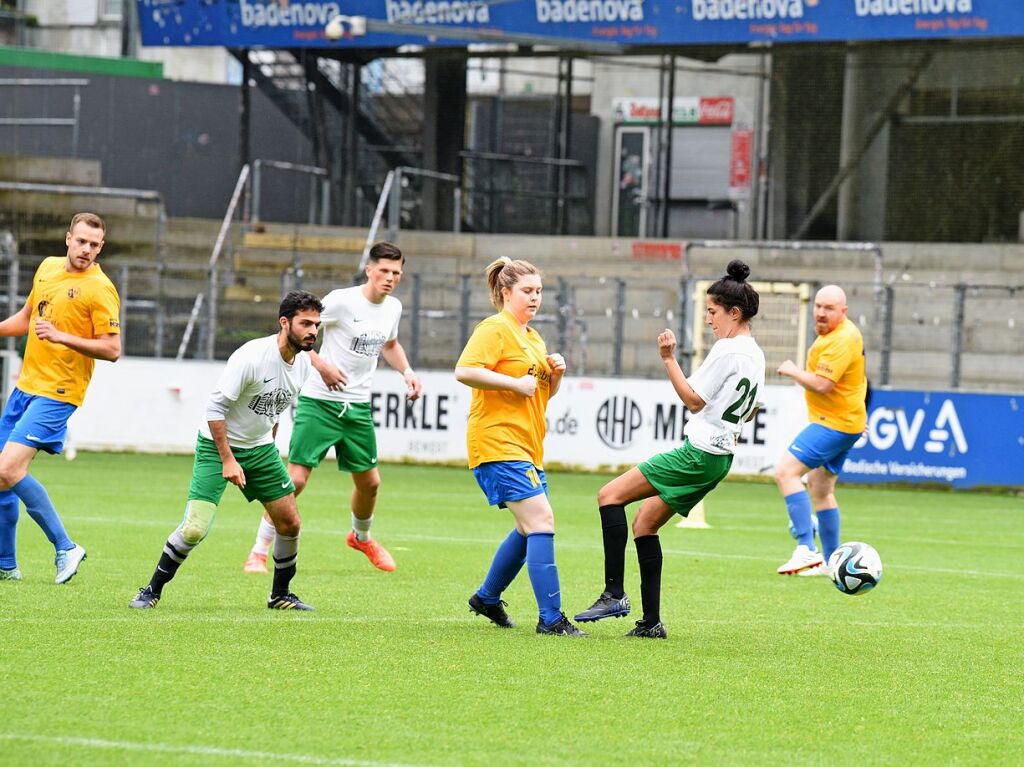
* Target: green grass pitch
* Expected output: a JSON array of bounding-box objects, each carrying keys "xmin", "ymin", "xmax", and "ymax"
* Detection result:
[{"xmin": 1, "ymin": 452, "xmax": 1022, "ymax": 766}]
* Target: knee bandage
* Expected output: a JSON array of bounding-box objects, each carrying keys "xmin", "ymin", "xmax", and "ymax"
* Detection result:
[{"xmin": 179, "ymin": 500, "xmax": 217, "ymax": 545}]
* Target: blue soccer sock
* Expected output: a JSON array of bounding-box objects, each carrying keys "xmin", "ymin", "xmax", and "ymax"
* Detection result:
[
  {"xmin": 11, "ymin": 475, "xmax": 73, "ymax": 553},
  {"xmin": 0, "ymin": 490, "xmax": 19, "ymax": 570},
  {"xmin": 526, "ymin": 532, "xmax": 562, "ymax": 626},
  {"xmin": 816, "ymin": 507, "xmax": 841, "ymax": 562},
  {"xmin": 477, "ymin": 529, "xmax": 527, "ymax": 604},
  {"xmin": 784, "ymin": 491, "xmax": 816, "ymax": 550}
]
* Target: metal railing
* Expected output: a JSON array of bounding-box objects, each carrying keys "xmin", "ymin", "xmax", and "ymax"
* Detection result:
[
  {"xmin": 0, "ymin": 78, "xmax": 88, "ymax": 156},
  {"xmin": 0, "ymin": 238, "xmax": 1018, "ymax": 392},
  {"xmin": 246, "ymin": 159, "xmax": 330, "ymax": 226},
  {"xmin": 360, "ymin": 166, "xmax": 462, "ymax": 275}
]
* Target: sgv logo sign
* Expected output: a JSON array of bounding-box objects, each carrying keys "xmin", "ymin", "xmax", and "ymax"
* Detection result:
[{"xmin": 856, "ymin": 399, "xmax": 967, "ymax": 455}]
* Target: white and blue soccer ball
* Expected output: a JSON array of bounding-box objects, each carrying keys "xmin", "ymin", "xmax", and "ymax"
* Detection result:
[{"xmin": 828, "ymin": 541, "xmax": 883, "ymax": 596}]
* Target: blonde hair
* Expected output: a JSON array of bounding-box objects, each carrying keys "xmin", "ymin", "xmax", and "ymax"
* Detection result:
[{"xmin": 485, "ymin": 257, "xmax": 540, "ymax": 310}]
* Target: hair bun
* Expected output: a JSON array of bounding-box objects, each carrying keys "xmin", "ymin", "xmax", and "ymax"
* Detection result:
[{"xmin": 726, "ymin": 259, "xmax": 750, "ymax": 282}]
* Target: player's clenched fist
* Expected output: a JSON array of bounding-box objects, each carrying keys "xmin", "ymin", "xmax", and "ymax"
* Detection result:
[
  {"xmin": 515, "ymin": 373, "xmax": 538, "ymax": 398},
  {"xmin": 546, "ymin": 353, "xmax": 566, "ymax": 374},
  {"xmin": 657, "ymin": 328, "xmax": 677, "ymax": 359}
]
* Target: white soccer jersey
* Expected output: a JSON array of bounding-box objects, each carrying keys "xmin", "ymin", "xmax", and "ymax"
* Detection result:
[
  {"xmin": 199, "ymin": 335, "xmax": 312, "ymax": 449},
  {"xmin": 685, "ymin": 335, "xmax": 766, "ymax": 455},
  {"xmin": 301, "ymin": 286, "xmax": 402, "ymax": 403}
]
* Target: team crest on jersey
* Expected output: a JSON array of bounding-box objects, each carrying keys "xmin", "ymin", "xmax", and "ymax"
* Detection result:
[
  {"xmin": 67, "ymin": 287, "xmax": 81, "ymax": 299},
  {"xmin": 350, "ymin": 331, "xmax": 387, "ymax": 358},
  {"xmin": 248, "ymin": 388, "xmax": 293, "ymax": 417}
]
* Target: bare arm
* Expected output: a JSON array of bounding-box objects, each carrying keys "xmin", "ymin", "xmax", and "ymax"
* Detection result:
[
  {"xmin": 0, "ymin": 303, "xmax": 32, "ymax": 338},
  {"xmin": 777, "ymin": 360, "xmax": 835, "ymax": 394},
  {"xmin": 658, "ymin": 330, "xmax": 706, "ymax": 413},
  {"xmin": 309, "ymin": 349, "xmax": 347, "ymax": 391},
  {"xmin": 382, "ymin": 339, "xmax": 422, "ymax": 400},
  {"xmin": 33, "ymin": 322, "xmax": 121, "ymax": 362},
  {"xmin": 207, "ymin": 418, "xmax": 245, "ymax": 488},
  {"xmin": 455, "ymin": 366, "xmax": 536, "ymax": 398}
]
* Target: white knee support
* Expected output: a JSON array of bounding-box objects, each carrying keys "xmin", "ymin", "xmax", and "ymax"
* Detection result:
[{"xmin": 179, "ymin": 500, "xmax": 217, "ymax": 545}]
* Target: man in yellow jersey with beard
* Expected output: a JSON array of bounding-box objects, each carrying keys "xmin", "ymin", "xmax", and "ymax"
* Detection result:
[
  {"xmin": 0, "ymin": 212, "xmax": 121, "ymax": 584},
  {"xmin": 774, "ymin": 284, "xmax": 867, "ymax": 576}
]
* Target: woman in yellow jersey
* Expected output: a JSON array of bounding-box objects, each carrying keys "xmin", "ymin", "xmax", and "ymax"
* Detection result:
[{"xmin": 455, "ymin": 257, "xmax": 585, "ymax": 637}]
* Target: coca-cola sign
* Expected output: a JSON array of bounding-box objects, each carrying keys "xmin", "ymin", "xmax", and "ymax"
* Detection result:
[{"xmin": 699, "ymin": 97, "xmax": 734, "ymax": 124}]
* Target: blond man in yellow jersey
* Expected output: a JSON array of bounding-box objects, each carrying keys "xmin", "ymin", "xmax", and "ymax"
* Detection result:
[
  {"xmin": 455, "ymin": 257, "xmax": 585, "ymax": 637},
  {"xmin": 775, "ymin": 285, "xmax": 867, "ymax": 576},
  {"xmin": 0, "ymin": 213, "xmax": 121, "ymax": 584}
]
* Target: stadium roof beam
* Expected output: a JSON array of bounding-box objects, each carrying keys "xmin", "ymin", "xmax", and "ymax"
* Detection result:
[{"xmin": 329, "ymin": 15, "xmax": 628, "ymax": 55}]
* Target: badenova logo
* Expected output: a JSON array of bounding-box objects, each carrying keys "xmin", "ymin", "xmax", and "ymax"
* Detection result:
[
  {"xmin": 854, "ymin": 0, "xmax": 972, "ymax": 17},
  {"xmin": 692, "ymin": 0, "xmax": 804, "ymax": 21},
  {"xmin": 239, "ymin": 1, "xmax": 342, "ymax": 28},
  {"xmin": 536, "ymin": 0, "xmax": 644, "ymax": 24},
  {"xmin": 856, "ymin": 399, "xmax": 968, "ymax": 454}
]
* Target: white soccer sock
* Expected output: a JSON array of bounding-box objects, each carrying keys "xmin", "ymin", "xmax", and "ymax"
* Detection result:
[
  {"xmin": 251, "ymin": 518, "xmax": 276, "ymax": 555},
  {"xmin": 352, "ymin": 513, "xmax": 373, "ymax": 543}
]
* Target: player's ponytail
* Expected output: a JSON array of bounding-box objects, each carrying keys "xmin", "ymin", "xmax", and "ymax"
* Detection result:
[
  {"xmin": 485, "ymin": 257, "xmax": 540, "ymax": 310},
  {"xmin": 707, "ymin": 259, "xmax": 759, "ymax": 322}
]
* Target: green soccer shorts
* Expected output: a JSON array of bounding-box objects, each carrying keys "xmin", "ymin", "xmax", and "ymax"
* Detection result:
[
  {"xmin": 288, "ymin": 396, "xmax": 378, "ymax": 473},
  {"xmin": 188, "ymin": 435, "xmax": 295, "ymax": 505},
  {"xmin": 637, "ymin": 439, "xmax": 733, "ymax": 517}
]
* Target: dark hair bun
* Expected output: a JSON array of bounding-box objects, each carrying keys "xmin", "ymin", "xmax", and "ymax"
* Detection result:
[{"xmin": 726, "ymin": 259, "xmax": 750, "ymax": 282}]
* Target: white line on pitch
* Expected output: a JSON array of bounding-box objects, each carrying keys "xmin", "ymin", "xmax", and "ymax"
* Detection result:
[
  {"xmin": 0, "ymin": 733, "xmax": 428, "ymax": 767},
  {"xmin": 57, "ymin": 516, "xmax": 1024, "ymax": 579}
]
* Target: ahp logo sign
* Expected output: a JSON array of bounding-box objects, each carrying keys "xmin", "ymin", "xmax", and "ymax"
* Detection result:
[{"xmin": 844, "ymin": 390, "xmax": 1023, "ymax": 489}]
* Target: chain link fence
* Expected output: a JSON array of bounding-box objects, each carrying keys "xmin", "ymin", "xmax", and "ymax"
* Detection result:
[{"xmin": 0, "ymin": 241, "xmax": 1019, "ymax": 392}]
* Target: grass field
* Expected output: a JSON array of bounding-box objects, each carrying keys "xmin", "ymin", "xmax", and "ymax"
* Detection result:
[{"xmin": 1, "ymin": 452, "xmax": 1022, "ymax": 766}]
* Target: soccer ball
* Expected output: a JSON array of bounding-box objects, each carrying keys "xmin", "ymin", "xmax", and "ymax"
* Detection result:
[
  {"xmin": 828, "ymin": 541, "xmax": 882, "ymax": 596},
  {"xmin": 325, "ymin": 18, "xmax": 345, "ymax": 39}
]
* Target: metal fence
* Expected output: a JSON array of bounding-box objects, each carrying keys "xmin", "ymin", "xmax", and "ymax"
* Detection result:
[{"xmin": 0, "ymin": 244, "xmax": 1019, "ymax": 392}]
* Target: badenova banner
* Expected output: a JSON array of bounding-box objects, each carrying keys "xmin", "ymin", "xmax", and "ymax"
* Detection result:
[{"xmin": 137, "ymin": 0, "xmax": 1024, "ymax": 50}]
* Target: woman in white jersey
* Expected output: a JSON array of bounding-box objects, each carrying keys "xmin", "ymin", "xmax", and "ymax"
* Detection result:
[{"xmin": 574, "ymin": 260, "xmax": 765, "ymax": 638}]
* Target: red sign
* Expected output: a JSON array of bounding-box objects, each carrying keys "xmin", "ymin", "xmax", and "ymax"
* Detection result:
[
  {"xmin": 631, "ymin": 242, "xmax": 684, "ymax": 262},
  {"xmin": 699, "ymin": 97, "xmax": 734, "ymax": 125},
  {"xmin": 729, "ymin": 129, "xmax": 753, "ymax": 198}
]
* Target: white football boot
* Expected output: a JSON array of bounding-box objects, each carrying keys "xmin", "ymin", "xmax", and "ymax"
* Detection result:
[{"xmin": 777, "ymin": 544, "xmax": 824, "ymax": 575}]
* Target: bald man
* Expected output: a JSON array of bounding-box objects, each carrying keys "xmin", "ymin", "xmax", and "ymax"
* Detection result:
[{"xmin": 774, "ymin": 285, "xmax": 867, "ymax": 576}]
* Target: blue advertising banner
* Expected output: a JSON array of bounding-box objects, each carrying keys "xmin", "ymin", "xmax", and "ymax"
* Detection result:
[
  {"xmin": 137, "ymin": 0, "xmax": 1024, "ymax": 50},
  {"xmin": 842, "ymin": 390, "xmax": 1024, "ymax": 489}
]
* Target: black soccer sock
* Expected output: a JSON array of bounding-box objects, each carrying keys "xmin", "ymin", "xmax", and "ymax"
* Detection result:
[
  {"xmin": 599, "ymin": 504, "xmax": 628, "ymax": 598},
  {"xmin": 148, "ymin": 531, "xmax": 195, "ymax": 594},
  {"xmin": 271, "ymin": 533, "xmax": 299, "ymax": 597},
  {"xmin": 634, "ymin": 534, "xmax": 663, "ymax": 626}
]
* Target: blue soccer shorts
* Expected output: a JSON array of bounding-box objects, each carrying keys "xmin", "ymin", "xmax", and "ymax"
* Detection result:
[
  {"xmin": 787, "ymin": 423, "xmax": 862, "ymax": 476},
  {"xmin": 472, "ymin": 460, "xmax": 548, "ymax": 508},
  {"xmin": 0, "ymin": 388, "xmax": 77, "ymax": 455}
]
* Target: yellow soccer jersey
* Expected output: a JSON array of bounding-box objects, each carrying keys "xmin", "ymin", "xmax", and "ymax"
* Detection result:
[
  {"xmin": 805, "ymin": 318, "xmax": 867, "ymax": 434},
  {"xmin": 19, "ymin": 256, "xmax": 121, "ymax": 406},
  {"xmin": 457, "ymin": 310, "xmax": 553, "ymax": 469}
]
